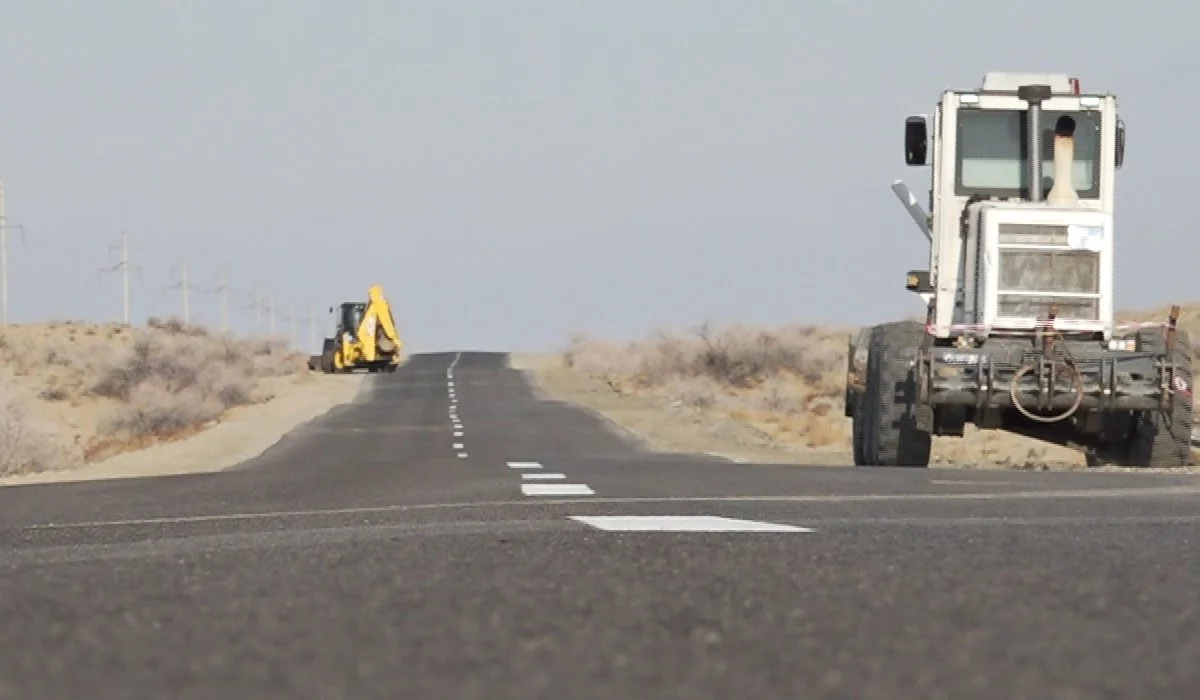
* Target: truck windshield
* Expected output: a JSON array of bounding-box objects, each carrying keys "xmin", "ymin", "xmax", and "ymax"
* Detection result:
[{"xmin": 956, "ymin": 109, "xmax": 1101, "ymax": 199}]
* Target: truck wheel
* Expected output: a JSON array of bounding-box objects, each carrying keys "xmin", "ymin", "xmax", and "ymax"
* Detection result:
[
  {"xmin": 860, "ymin": 321, "xmax": 932, "ymax": 467},
  {"xmin": 1128, "ymin": 329, "xmax": 1194, "ymax": 468},
  {"xmin": 851, "ymin": 387, "xmax": 867, "ymax": 465},
  {"xmin": 320, "ymin": 350, "xmax": 335, "ymax": 374}
]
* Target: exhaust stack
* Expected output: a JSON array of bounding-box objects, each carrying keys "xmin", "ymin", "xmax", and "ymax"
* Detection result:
[
  {"xmin": 1045, "ymin": 116, "xmax": 1080, "ymax": 207},
  {"xmin": 1016, "ymin": 84, "xmax": 1052, "ymax": 202}
]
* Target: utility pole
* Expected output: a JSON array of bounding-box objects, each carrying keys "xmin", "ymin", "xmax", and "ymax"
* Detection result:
[
  {"xmin": 0, "ymin": 177, "xmax": 27, "ymax": 326},
  {"xmin": 242, "ymin": 293, "xmax": 263, "ymax": 333},
  {"xmin": 163, "ymin": 260, "xmax": 199, "ymax": 324},
  {"xmin": 1, "ymin": 177, "xmax": 6, "ymax": 326},
  {"xmin": 309, "ymin": 307, "xmax": 318, "ymax": 354},
  {"xmin": 206, "ymin": 267, "xmax": 234, "ymax": 333},
  {"xmin": 99, "ymin": 232, "xmax": 139, "ymax": 325},
  {"xmin": 278, "ymin": 305, "xmax": 297, "ymax": 349}
]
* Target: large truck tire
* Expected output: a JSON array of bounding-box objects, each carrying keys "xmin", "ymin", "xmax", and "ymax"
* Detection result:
[
  {"xmin": 851, "ymin": 385, "xmax": 867, "ymax": 465},
  {"xmin": 319, "ymin": 337, "xmax": 336, "ymax": 374},
  {"xmin": 859, "ymin": 321, "xmax": 932, "ymax": 467},
  {"xmin": 1127, "ymin": 328, "xmax": 1194, "ymax": 468}
]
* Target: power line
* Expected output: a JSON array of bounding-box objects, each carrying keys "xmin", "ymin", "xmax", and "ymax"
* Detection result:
[
  {"xmin": 0, "ymin": 177, "xmax": 26, "ymax": 326},
  {"xmin": 242, "ymin": 292, "xmax": 264, "ymax": 334},
  {"xmin": 163, "ymin": 260, "xmax": 200, "ymax": 324},
  {"xmin": 204, "ymin": 267, "xmax": 236, "ymax": 333},
  {"xmin": 98, "ymin": 232, "xmax": 141, "ymax": 325}
]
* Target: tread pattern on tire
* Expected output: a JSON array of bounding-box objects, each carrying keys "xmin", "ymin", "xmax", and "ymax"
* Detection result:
[
  {"xmin": 1128, "ymin": 329, "xmax": 1194, "ymax": 468},
  {"xmin": 861, "ymin": 321, "xmax": 932, "ymax": 467}
]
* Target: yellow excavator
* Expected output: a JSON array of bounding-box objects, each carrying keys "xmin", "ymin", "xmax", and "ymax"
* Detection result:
[{"xmin": 318, "ymin": 285, "xmax": 404, "ymax": 374}]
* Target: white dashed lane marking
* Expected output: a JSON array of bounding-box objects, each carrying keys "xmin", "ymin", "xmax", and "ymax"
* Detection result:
[
  {"xmin": 522, "ymin": 484, "xmax": 595, "ymax": 496},
  {"xmin": 569, "ymin": 516, "xmax": 814, "ymax": 532},
  {"xmin": 447, "ymin": 353, "xmax": 465, "ymax": 459},
  {"xmin": 508, "ymin": 461, "xmax": 595, "ymax": 496}
]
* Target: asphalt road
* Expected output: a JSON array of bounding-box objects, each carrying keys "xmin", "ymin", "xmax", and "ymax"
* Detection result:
[{"xmin": 3, "ymin": 352, "xmax": 1200, "ymax": 699}]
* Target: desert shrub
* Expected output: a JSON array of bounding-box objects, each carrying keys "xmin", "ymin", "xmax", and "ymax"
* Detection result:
[
  {"xmin": 90, "ymin": 316, "xmax": 304, "ymax": 440},
  {"xmin": 0, "ymin": 374, "xmax": 74, "ymax": 476},
  {"xmin": 561, "ymin": 321, "xmax": 858, "ymax": 449},
  {"xmin": 564, "ymin": 321, "xmax": 853, "ymax": 394}
]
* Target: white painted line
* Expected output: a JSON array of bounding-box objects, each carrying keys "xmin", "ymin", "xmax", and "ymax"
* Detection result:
[
  {"xmin": 452, "ymin": 424, "xmax": 463, "ymax": 430},
  {"xmin": 448, "ymin": 382, "xmax": 454, "ymax": 388},
  {"xmin": 521, "ymin": 484, "xmax": 594, "ymax": 496},
  {"xmin": 453, "ymin": 442, "xmax": 464, "ymax": 449},
  {"xmin": 453, "ymin": 430, "xmax": 463, "ymax": 437},
  {"xmin": 457, "ymin": 452, "xmax": 468, "ymax": 459},
  {"xmin": 507, "ymin": 461, "xmax": 543, "ymax": 469},
  {"xmin": 569, "ymin": 516, "xmax": 814, "ymax": 532},
  {"xmin": 522, "ymin": 473, "xmax": 567, "ymax": 480}
]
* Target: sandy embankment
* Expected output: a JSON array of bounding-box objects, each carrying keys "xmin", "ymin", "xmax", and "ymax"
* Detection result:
[{"xmin": 0, "ymin": 373, "xmax": 369, "ymax": 487}]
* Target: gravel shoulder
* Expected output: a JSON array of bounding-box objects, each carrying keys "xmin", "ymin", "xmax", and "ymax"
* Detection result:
[{"xmin": 0, "ymin": 372, "xmax": 369, "ymax": 487}]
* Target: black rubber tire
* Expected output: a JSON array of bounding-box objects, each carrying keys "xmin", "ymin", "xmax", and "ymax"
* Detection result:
[
  {"xmin": 859, "ymin": 321, "xmax": 932, "ymax": 467},
  {"xmin": 1127, "ymin": 328, "xmax": 1194, "ymax": 468},
  {"xmin": 319, "ymin": 338, "xmax": 336, "ymax": 374},
  {"xmin": 851, "ymin": 387, "xmax": 866, "ymax": 465}
]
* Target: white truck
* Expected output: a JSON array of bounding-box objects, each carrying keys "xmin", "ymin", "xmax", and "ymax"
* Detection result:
[{"xmin": 845, "ymin": 72, "xmax": 1193, "ymax": 468}]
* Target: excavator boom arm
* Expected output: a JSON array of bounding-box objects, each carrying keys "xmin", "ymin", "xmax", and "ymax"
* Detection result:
[{"xmin": 355, "ymin": 285, "xmax": 403, "ymax": 362}]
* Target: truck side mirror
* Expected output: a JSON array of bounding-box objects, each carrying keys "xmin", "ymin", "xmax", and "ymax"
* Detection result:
[
  {"xmin": 1115, "ymin": 119, "xmax": 1125, "ymax": 168},
  {"xmin": 905, "ymin": 116, "xmax": 927, "ymax": 166}
]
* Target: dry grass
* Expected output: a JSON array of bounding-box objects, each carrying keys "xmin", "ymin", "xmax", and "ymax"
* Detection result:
[
  {"xmin": 557, "ymin": 304, "xmax": 1200, "ymax": 467},
  {"xmin": 0, "ymin": 317, "xmax": 309, "ymax": 477},
  {"xmin": 563, "ymin": 321, "xmax": 854, "ymax": 452}
]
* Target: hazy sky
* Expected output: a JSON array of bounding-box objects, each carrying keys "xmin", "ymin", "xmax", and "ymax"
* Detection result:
[{"xmin": 0, "ymin": 1, "xmax": 1193, "ymax": 353}]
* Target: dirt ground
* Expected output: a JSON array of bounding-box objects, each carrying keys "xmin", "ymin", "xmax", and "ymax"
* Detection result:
[
  {"xmin": 0, "ymin": 371, "xmax": 368, "ymax": 486},
  {"xmin": 0, "ymin": 319, "xmax": 370, "ymax": 485}
]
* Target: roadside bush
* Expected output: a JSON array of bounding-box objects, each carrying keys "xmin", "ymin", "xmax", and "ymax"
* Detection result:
[
  {"xmin": 90, "ymin": 317, "xmax": 305, "ymax": 441},
  {"xmin": 561, "ymin": 321, "xmax": 857, "ymax": 449},
  {"xmin": 0, "ymin": 373, "xmax": 75, "ymax": 476},
  {"xmin": 564, "ymin": 322, "xmax": 851, "ymax": 395}
]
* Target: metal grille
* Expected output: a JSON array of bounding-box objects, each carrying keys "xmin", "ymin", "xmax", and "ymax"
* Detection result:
[{"xmin": 994, "ymin": 223, "xmax": 1101, "ymax": 321}]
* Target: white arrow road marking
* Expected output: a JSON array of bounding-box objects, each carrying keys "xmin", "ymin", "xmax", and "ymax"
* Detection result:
[{"xmin": 569, "ymin": 515, "xmax": 814, "ymax": 532}]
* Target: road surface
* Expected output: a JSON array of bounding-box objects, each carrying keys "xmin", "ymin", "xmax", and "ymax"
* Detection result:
[{"xmin": 2, "ymin": 352, "xmax": 1200, "ymax": 699}]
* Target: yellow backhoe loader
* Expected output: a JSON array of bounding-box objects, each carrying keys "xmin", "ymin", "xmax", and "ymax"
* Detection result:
[{"xmin": 318, "ymin": 285, "xmax": 403, "ymax": 374}]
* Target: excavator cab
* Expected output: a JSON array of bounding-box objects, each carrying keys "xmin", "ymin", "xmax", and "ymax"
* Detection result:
[
  {"xmin": 319, "ymin": 285, "xmax": 404, "ymax": 374},
  {"xmin": 337, "ymin": 302, "xmax": 366, "ymax": 341}
]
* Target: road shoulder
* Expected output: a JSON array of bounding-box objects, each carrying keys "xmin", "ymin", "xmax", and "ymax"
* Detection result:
[{"xmin": 0, "ymin": 373, "xmax": 369, "ymax": 486}]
